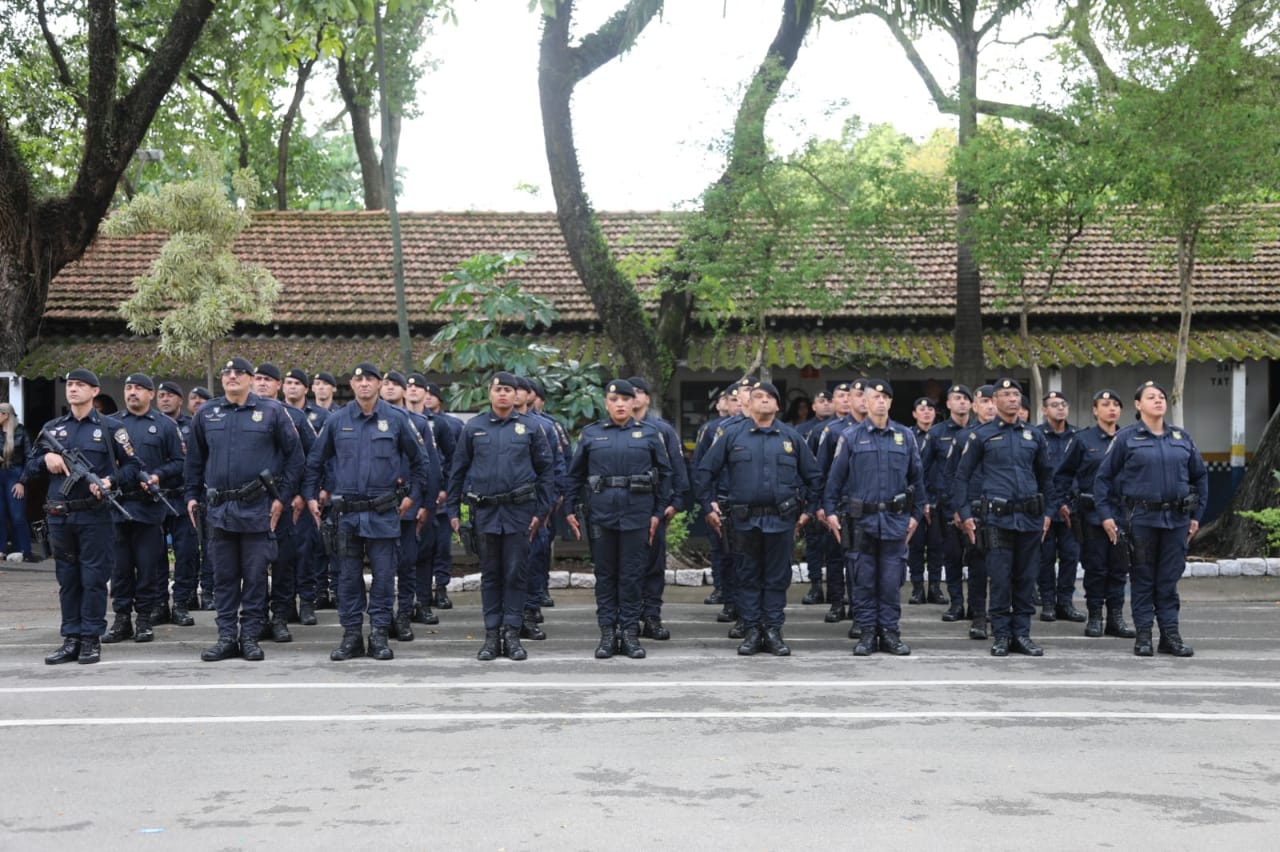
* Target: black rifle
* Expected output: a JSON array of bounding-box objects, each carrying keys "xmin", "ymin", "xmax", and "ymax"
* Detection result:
[
  {"xmin": 40, "ymin": 428, "xmax": 135, "ymax": 521},
  {"xmin": 136, "ymin": 472, "xmax": 179, "ymax": 515}
]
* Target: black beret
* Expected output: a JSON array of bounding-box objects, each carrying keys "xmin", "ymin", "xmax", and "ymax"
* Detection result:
[
  {"xmin": 221, "ymin": 356, "xmax": 255, "ymax": 374},
  {"xmin": 993, "ymin": 377, "xmax": 1023, "ymax": 394},
  {"xmin": 157, "ymin": 381, "xmax": 183, "ymax": 397},
  {"xmin": 913, "ymin": 396, "xmax": 936, "ymax": 409},
  {"xmin": 384, "ymin": 370, "xmax": 407, "ymax": 389},
  {"xmin": 1043, "ymin": 390, "xmax": 1067, "ymax": 403},
  {"xmin": 123, "ymin": 373, "xmax": 154, "ymax": 391},
  {"xmin": 423, "ymin": 381, "xmax": 444, "ymax": 398},
  {"xmin": 490, "ymin": 371, "xmax": 518, "ymax": 389},
  {"xmin": 947, "ymin": 384, "xmax": 973, "ymax": 402},
  {"xmin": 736, "ymin": 376, "xmax": 756, "ymax": 388},
  {"xmin": 626, "ymin": 376, "xmax": 650, "ymax": 394},
  {"xmin": 1093, "ymin": 388, "xmax": 1120, "ymax": 402},
  {"xmin": 254, "ymin": 363, "xmax": 282, "ymax": 382},
  {"xmin": 834, "ymin": 382, "xmax": 852, "ymax": 393},
  {"xmin": 352, "ymin": 361, "xmax": 382, "ymax": 380},
  {"xmin": 313, "ymin": 371, "xmax": 337, "ymax": 387},
  {"xmin": 752, "ymin": 381, "xmax": 781, "ymax": 404},
  {"xmin": 191, "ymin": 386, "xmax": 213, "ymax": 401},
  {"xmin": 1134, "ymin": 380, "xmax": 1168, "ymax": 400},
  {"xmin": 406, "ymin": 372, "xmax": 428, "ymax": 388},
  {"xmin": 864, "ymin": 378, "xmax": 893, "ymax": 398},
  {"xmin": 516, "ymin": 375, "xmax": 535, "ymax": 393},
  {"xmin": 63, "ymin": 368, "xmax": 100, "ymax": 387},
  {"xmin": 813, "ymin": 390, "xmax": 831, "ymax": 402},
  {"xmin": 606, "ymin": 379, "xmax": 636, "ymax": 398},
  {"xmin": 529, "ymin": 377, "xmax": 547, "ymax": 398},
  {"xmin": 286, "ymin": 368, "xmax": 309, "ymax": 386},
  {"xmin": 850, "ymin": 379, "xmax": 868, "ymax": 391},
  {"xmin": 975, "ymin": 384, "xmax": 996, "ymax": 399}
]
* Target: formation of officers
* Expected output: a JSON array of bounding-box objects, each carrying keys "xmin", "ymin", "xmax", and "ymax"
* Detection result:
[{"xmin": 26, "ymin": 360, "xmax": 1206, "ymax": 666}]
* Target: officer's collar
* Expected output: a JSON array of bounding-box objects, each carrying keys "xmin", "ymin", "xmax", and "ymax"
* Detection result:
[
  {"xmin": 604, "ymin": 417, "xmax": 638, "ymax": 429},
  {"xmin": 487, "ymin": 407, "xmax": 517, "ymax": 423},
  {"xmin": 749, "ymin": 419, "xmax": 780, "ymax": 433}
]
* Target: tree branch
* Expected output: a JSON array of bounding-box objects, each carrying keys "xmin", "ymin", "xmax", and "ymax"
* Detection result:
[
  {"xmin": 568, "ymin": 0, "xmax": 664, "ymax": 82},
  {"xmin": 1065, "ymin": 0, "xmax": 1120, "ymax": 94},
  {"xmin": 36, "ymin": 0, "xmax": 85, "ymax": 110}
]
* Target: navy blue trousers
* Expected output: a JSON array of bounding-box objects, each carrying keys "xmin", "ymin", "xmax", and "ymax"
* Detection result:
[
  {"xmin": 293, "ymin": 518, "xmax": 319, "ymax": 604},
  {"xmin": 268, "ymin": 517, "xmax": 297, "ymax": 620},
  {"xmin": 50, "ymin": 517, "xmax": 115, "ymax": 638},
  {"xmin": 908, "ymin": 514, "xmax": 944, "ymax": 584},
  {"xmin": 592, "ymin": 526, "xmax": 648, "ymax": 630},
  {"xmin": 1129, "ymin": 524, "xmax": 1187, "ymax": 631},
  {"xmin": 396, "ymin": 519, "xmax": 418, "ymax": 614},
  {"xmin": 1039, "ymin": 520, "xmax": 1080, "ymax": 606},
  {"xmin": 525, "ymin": 523, "xmax": 552, "ymax": 608},
  {"xmin": 337, "ymin": 536, "xmax": 397, "ymax": 632},
  {"xmin": 641, "ymin": 520, "xmax": 667, "ymax": 618},
  {"xmin": 208, "ymin": 529, "xmax": 274, "ymax": 639},
  {"xmin": 1080, "ymin": 521, "xmax": 1129, "ymax": 611},
  {"xmin": 986, "ymin": 529, "xmax": 1040, "ymax": 639},
  {"xmin": 733, "ymin": 527, "xmax": 794, "ymax": 629},
  {"xmin": 0, "ymin": 466, "xmax": 31, "ymax": 555},
  {"xmin": 429, "ymin": 512, "xmax": 453, "ymax": 590},
  {"xmin": 851, "ymin": 537, "xmax": 907, "ymax": 631},
  {"xmin": 169, "ymin": 512, "xmax": 200, "ymax": 606},
  {"xmin": 110, "ymin": 519, "xmax": 165, "ymax": 617},
  {"xmin": 478, "ymin": 531, "xmax": 528, "ymax": 629}
]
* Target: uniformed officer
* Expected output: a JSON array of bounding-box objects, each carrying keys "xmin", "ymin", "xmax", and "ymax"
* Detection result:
[
  {"xmin": 156, "ymin": 380, "xmax": 200, "ymax": 625},
  {"xmin": 406, "ymin": 371, "xmax": 454, "ymax": 624},
  {"xmin": 282, "ymin": 367, "xmax": 328, "ymax": 625},
  {"xmin": 824, "ymin": 379, "xmax": 925, "ymax": 655},
  {"xmin": 799, "ymin": 390, "xmax": 834, "ymax": 605},
  {"xmin": 1052, "ymin": 389, "xmax": 1136, "ymax": 639},
  {"xmin": 566, "ymin": 379, "xmax": 673, "ymax": 659},
  {"xmin": 311, "ymin": 371, "xmax": 339, "ymax": 413},
  {"xmin": 446, "ymin": 371, "xmax": 554, "ymax": 662},
  {"xmin": 922, "ymin": 385, "xmax": 972, "ymax": 619},
  {"xmin": 308, "ymin": 371, "xmax": 340, "ymax": 606},
  {"xmin": 513, "ymin": 375, "xmax": 563, "ymax": 640},
  {"xmin": 1094, "ymin": 380, "xmax": 1207, "ymax": 657},
  {"xmin": 419, "ymin": 378, "xmax": 463, "ymax": 610},
  {"xmin": 628, "ymin": 375, "xmax": 688, "ymax": 641},
  {"xmin": 691, "ymin": 385, "xmax": 740, "ymax": 612},
  {"xmin": 185, "ymin": 386, "xmax": 216, "ymax": 610},
  {"xmin": 102, "ymin": 374, "xmax": 185, "ymax": 645},
  {"xmin": 304, "ymin": 362, "xmax": 430, "ymax": 661},
  {"xmin": 939, "ymin": 384, "xmax": 997, "ymax": 638},
  {"xmin": 954, "ymin": 378, "xmax": 1053, "ymax": 657},
  {"xmin": 1038, "ymin": 391, "xmax": 1084, "ymax": 623},
  {"xmin": 185, "ymin": 356, "xmax": 305, "ymax": 662},
  {"xmin": 908, "ymin": 395, "xmax": 946, "ymax": 606},
  {"xmin": 528, "ymin": 377, "xmax": 572, "ymax": 614},
  {"xmin": 696, "ymin": 381, "xmax": 820, "ymax": 656},
  {"xmin": 30, "ymin": 369, "xmax": 143, "ymax": 664}
]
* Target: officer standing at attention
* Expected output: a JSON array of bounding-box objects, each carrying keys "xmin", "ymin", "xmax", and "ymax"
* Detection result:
[
  {"xmin": 692, "ymin": 385, "xmax": 740, "ymax": 614},
  {"xmin": 308, "ymin": 371, "xmax": 340, "ymax": 607},
  {"xmin": 513, "ymin": 375, "xmax": 563, "ymax": 641},
  {"xmin": 305, "ymin": 362, "xmax": 431, "ymax": 661},
  {"xmin": 812, "ymin": 381, "xmax": 856, "ymax": 625},
  {"xmin": 282, "ymin": 368, "xmax": 328, "ymax": 626},
  {"xmin": 155, "ymin": 381, "xmax": 199, "ymax": 625},
  {"xmin": 1093, "ymin": 380, "xmax": 1206, "ymax": 657},
  {"xmin": 406, "ymin": 372, "xmax": 453, "ymax": 625},
  {"xmin": 419, "ymin": 378, "xmax": 464, "ymax": 610},
  {"xmin": 311, "ymin": 371, "xmax": 339, "ymax": 413},
  {"xmin": 102, "ymin": 374, "xmax": 185, "ymax": 646},
  {"xmin": 953, "ymin": 378, "xmax": 1053, "ymax": 657},
  {"xmin": 1052, "ymin": 389, "xmax": 1136, "ymax": 639},
  {"xmin": 185, "ymin": 357, "xmax": 304, "ymax": 662},
  {"xmin": 921, "ymin": 384, "xmax": 971, "ymax": 616},
  {"xmin": 628, "ymin": 375, "xmax": 688, "ymax": 641},
  {"xmin": 1037, "ymin": 391, "xmax": 1084, "ymax": 623},
  {"xmin": 446, "ymin": 371, "xmax": 553, "ymax": 662},
  {"xmin": 185, "ymin": 386, "xmax": 216, "ymax": 610},
  {"xmin": 696, "ymin": 381, "xmax": 820, "ymax": 656},
  {"xmin": 907, "ymin": 395, "xmax": 946, "ymax": 606},
  {"xmin": 940, "ymin": 384, "xmax": 996, "ymax": 638},
  {"xmin": 30, "ymin": 369, "xmax": 143, "ymax": 665},
  {"xmin": 566, "ymin": 379, "xmax": 673, "ymax": 659},
  {"xmin": 824, "ymin": 380, "xmax": 924, "ymax": 656},
  {"xmin": 799, "ymin": 390, "xmax": 834, "ymax": 605},
  {"xmin": 694, "ymin": 378, "xmax": 753, "ymax": 631}
]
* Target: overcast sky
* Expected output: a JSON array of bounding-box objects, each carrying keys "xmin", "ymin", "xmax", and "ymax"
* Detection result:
[{"xmin": 394, "ymin": 0, "xmax": 1058, "ymax": 212}]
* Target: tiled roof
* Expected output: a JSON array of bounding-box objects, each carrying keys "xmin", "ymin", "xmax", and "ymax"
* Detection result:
[
  {"xmin": 46, "ymin": 209, "xmax": 1280, "ymax": 329},
  {"xmin": 20, "ymin": 322, "xmax": 1280, "ymax": 380}
]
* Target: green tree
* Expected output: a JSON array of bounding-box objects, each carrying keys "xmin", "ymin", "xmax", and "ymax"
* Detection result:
[{"xmin": 105, "ymin": 161, "xmax": 281, "ymax": 388}]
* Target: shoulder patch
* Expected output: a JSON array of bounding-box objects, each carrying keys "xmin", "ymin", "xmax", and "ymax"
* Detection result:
[{"xmin": 113, "ymin": 428, "xmax": 135, "ymax": 457}]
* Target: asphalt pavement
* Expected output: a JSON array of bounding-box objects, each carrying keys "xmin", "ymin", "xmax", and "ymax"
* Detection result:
[{"xmin": 1, "ymin": 563, "xmax": 1278, "ymax": 850}]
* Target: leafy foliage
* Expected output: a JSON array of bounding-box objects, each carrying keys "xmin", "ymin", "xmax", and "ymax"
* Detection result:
[
  {"xmin": 425, "ymin": 252, "xmax": 608, "ymax": 432},
  {"xmin": 1237, "ymin": 471, "xmax": 1280, "ymax": 555}
]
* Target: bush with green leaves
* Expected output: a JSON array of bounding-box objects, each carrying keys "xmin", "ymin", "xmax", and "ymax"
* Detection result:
[{"xmin": 1237, "ymin": 470, "xmax": 1280, "ymax": 555}]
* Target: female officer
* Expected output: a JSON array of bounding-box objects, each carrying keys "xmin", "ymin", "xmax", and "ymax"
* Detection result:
[
  {"xmin": 0, "ymin": 403, "xmax": 33, "ymax": 561},
  {"xmin": 1094, "ymin": 381, "xmax": 1207, "ymax": 657},
  {"xmin": 566, "ymin": 379, "xmax": 672, "ymax": 660}
]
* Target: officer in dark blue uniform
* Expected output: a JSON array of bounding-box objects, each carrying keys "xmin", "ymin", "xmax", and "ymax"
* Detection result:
[
  {"xmin": 954, "ymin": 378, "xmax": 1053, "ymax": 657},
  {"xmin": 446, "ymin": 371, "xmax": 554, "ymax": 661},
  {"xmin": 1094, "ymin": 380, "xmax": 1207, "ymax": 657},
  {"xmin": 156, "ymin": 380, "xmax": 199, "ymax": 625},
  {"xmin": 566, "ymin": 379, "xmax": 673, "ymax": 659},
  {"xmin": 528, "ymin": 376, "xmax": 572, "ymax": 614},
  {"xmin": 304, "ymin": 362, "xmax": 431, "ymax": 661},
  {"xmin": 691, "ymin": 385, "xmax": 741, "ymax": 614},
  {"xmin": 103, "ymin": 374, "xmax": 185, "ymax": 645},
  {"xmin": 824, "ymin": 379, "xmax": 925, "ymax": 656},
  {"xmin": 419, "ymin": 378, "xmax": 463, "ymax": 610},
  {"xmin": 696, "ymin": 381, "xmax": 820, "ymax": 656},
  {"xmin": 514, "ymin": 375, "xmax": 563, "ymax": 640},
  {"xmin": 186, "ymin": 385, "xmax": 216, "ymax": 610},
  {"xmin": 406, "ymin": 371, "xmax": 453, "ymax": 624},
  {"xmin": 922, "ymin": 384, "xmax": 972, "ymax": 618},
  {"xmin": 307, "ymin": 371, "xmax": 340, "ymax": 607},
  {"xmin": 799, "ymin": 390, "xmax": 833, "ymax": 605},
  {"xmin": 939, "ymin": 384, "xmax": 997, "ymax": 638},
  {"xmin": 30, "ymin": 369, "xmax": 143, "ymax": 664},
  {"xmin": 812, "ymin": 381, "xmax": 857, "ymax": 627},
  {"xmin": 1037, "ymin": 391, "xmax": 1084, "ymax": 623},
  {"xmin": 1052, "ymin": 389, "xmax": 1135, "ymax": 639},
  {"xmin": 378, "ymin": 369, "xmax": 442, "ymax": 642},
  {"xmin": 282, "ymin": 367, "xmax": 328, "ymax": 625},
  {"xmin": 628, "ymin": 375, "xmax": 688, "ymax": 641},
  {"xmin": 185, "ymin": 357, "xmax": 305, "ymax": 662},
  {"xmin": 907, "ymin": 395, "xmax": 947, "ymax": 606}
]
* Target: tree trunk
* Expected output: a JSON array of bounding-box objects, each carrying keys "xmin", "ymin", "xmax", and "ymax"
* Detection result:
[
  {"xmin": 1194, "ymin": 401, "xmax": 1280, "ymax": 557},
  {"xmin": 1170, "ymin": 224, "xmax": 1197, "ymax": 426},
  {"xmin": 1020, "ymin": 305, "xmax": 1043, "ymax": 404},
  {"xmin": 538, "ymin": 1, "xmax": 666, "ymax": 400},
  {"xmin": 336, "ymin": 53, "xmax": 385, "ymax": 211},
  {"xmin": 952, "ymin": 27, "xmax": 985, "ymax": 389},
  {"xmin": 276, "ymin": 55, "xmax": 318, "ymax": 210}
]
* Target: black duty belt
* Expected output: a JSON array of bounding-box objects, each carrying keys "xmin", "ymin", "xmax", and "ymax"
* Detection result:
[
  {"xmin": 45, "ymin": 498, "xmax": 110, "ymax": 515},
  {"xmin": 732, "ymin": 505, "xmax": 779, "ymax": 518},
  {"xmin": 467, "ymin": 484, "xmax": 536, "ymax": 508},
  {"xmin": 207, "ymin": 479, "xmax": 264, "ymax": 507},
  {"xmin": 1127, "ymin": 498, "xmax": 1191, "ymax": 513},
  {"xmin": 980, "ymin": 495, "xmax": 1044, "ymax": 516},
  {"xmin": 594, "ymin": 475, "xmax": 654, "ymax": 494},
  {"xmin": 1077, "ymin": 493, "xmax": 1096, "ymax": 511},
  {"xmin": 331, "ymin": 491, "xmax": 403, "ymax": 513}
]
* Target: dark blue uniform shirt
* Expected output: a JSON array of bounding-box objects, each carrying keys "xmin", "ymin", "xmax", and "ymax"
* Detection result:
[
  {"xmin": 695, "ymin": 418, "xmax": 821, "ymax": 534},
  {"xmin": 398, "ymin": 407, "xmax": 443, "ymax": 517},
  {"xmin": 184, "ymin": 393, "xmax": 305, "ymax": 533},
  {"xmin": 953, "ymin": 417, "xmax": 1053, "ymax": 532},
  {"xmin": 1051, "ymin": 425, "xmax": 1116, "ymax": 525},
  {"xmin": 921, "ymin": 417, "xmax": 970, "ymax": 511},
  {"xmin": 823, "ymin": 418, "xmax": 926, "ymax": 540},
  {"xmin": 566, "ymin": 417, "xmax": 673, "ymax": 531},
  {"xmin": 1094, "ymin": 422, "xmax": 1208, "ymax": 529},
  {"xmin": 644, "ymin": 411, "xmax": 689, "ymax": 511},
  {"xmin": 29, "ymin": 410, "xmax": 144, "ymax": 525},
  {"xmin": 446, "ymin": 409, "xmax": 554, "ymax": 534},
  {"xmin": 115, "ymin": 409, "xmax": 185, "ymax": 525}
]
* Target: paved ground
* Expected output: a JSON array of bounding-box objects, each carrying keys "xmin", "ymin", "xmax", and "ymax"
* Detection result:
[{"xmin": 1, "ymin": 564, "xmax": 1278, "ymax": 850}]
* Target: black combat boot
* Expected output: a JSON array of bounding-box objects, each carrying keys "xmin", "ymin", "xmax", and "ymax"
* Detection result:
[
  {"xmin": 941, "ymin": 598, "xmax": 964, "ymax": 623},
  {"xmin": 133, "ymin": 616, "xmax": 154, "ymax": 643},
  {"xmin": 803, "ymin": 578, "xmax": 825, "ymax": 605},
  {"xmin": 240, "ymin": 634, "xmax": 265, "ymax": 661},
  {"xmin": 990, "ymin": 636, "xmax": 1010, "ymax": 657},
  {"xmin": 171, "ymin": 606, "xmax": 195, "ymax": 627},
  {"xmin": 1055, "ymin": 602, "xmax": 1087, "ymax": 623},
  {"xmin": 852, "ymin": 629, "xmax": 877, "ymax": 656},
  {"xmin": 520, "ymin": 611, "xmax": 546, "ymax": 640},
  {"xmin": 619, "ymin": 627, "xmax": 646, "ymax": 660},
  {"xmin": 330, "ymin": 631, "xmax": 365, "ymax": 661},
  {"xmin": 78, "ymin": 635, "xmax": 102, "ymax": 665},
  {"xmin": 907, "ymin": 581, "xmax": 925, "ymax": 605},
  {"xmin": 727, "ymin": 618, "xmax": 747, "ymax": 640},
  {"xmin": 477, "ymin": 629, "xmax": 501, "ymax": 661},
  {"xmin": 1134, "ymin": 628, "xmax": 1154, "ymax": 657},
  {"xmin": 299, "ymin": 601, "xmax": 317, "ymax": 626},
  {"xmin": 315, "ymin": 591, "xmax": 334, "ymax": 610},
  {"xmin": 1105, "ymin": 606, "xmax": 1136, "ymax": 638},
  {"xmin": 201, "ymin": 635, "xmax": 239, "ymax": 662},
  {"xmin": 736, "ymin": 626, "xmax": 763, "ymax": 656},
  {"xmin": 968, "ymin": 615, "xmax": 988, "ymax": 640},
  {"xmin": 716, "ymin": 602, "xmax": 737, "ymax": 623},
  {"xmin": 880, "ymin": 629, "xmax": 911, "ymax": 656},
  {"xmin": 1010, "ymin": 635, "xmax": 1043, "ymax": 656},
  {"xmin": 926, "ymin": 583, "xmax": 948, "ymax": 605},
  {"xmin": 45, "ymin": 636, "xmax": 81, "ymax": 665},
  {"xmin": 393, "ymin": 611, "xmax": 414, "ymax": 642},
  {"xmin": 594, "ymin": 626, "xmax": 616, "ymax": 659},
  {"xmin": 703, "ymin": 587, "xmax": 724, "ymax": 605},
  {"xmin": 1040, "ymin": 601, "xmax": 1057, "ymax": 622},
  {"xmin": 537, "ymin": 591, "xmax": 555, "ymax": 608},
  {"xmin": 368, "ymin": 627, "xmax": 394, "ymax": 660},
  {"xmin": 411, "ymin": 601, "xmax": 439, "ymax": 625},
  {"xmin": 1158, "ymin": 630, "xmax": 1194, "ymax": 657},
  {"xmin": 848, "ymin": 622, "xmax": 861, "ymax": 640},
  {"xmin": 824, "ymin": 602, "xmax": 846, "ymax": 623},
  {"xmin": 762, "ymin": 627, "xmax": 791, "ymax": 657},
  {"xmin": 101, "ymin": 612, "xmax": 133, "ymax": 644},
  {"xmin": 502, "ymin": 625, "xmax": 527, "ymax": 661},
  {"xmin": 528, "ymin": 605, "xmax": 545, "ymax": 624},
  {"xmin": 153, "ymin": 602, "xmax": 171, "ymax": 627},
  {"xmin": 433, "ymin": 585, "xmax": 453, "ymax": 610},
  {"xmin": 270, "ymin": 618, "xmax": 292, "ymax": 643},
  {"xmin": 641, "ymin": 615, "xmax": 670, "ymax": 640},
  {"xmin": 1084, "ymin": 605, "xmax": 1105, "ymax": 638}
]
